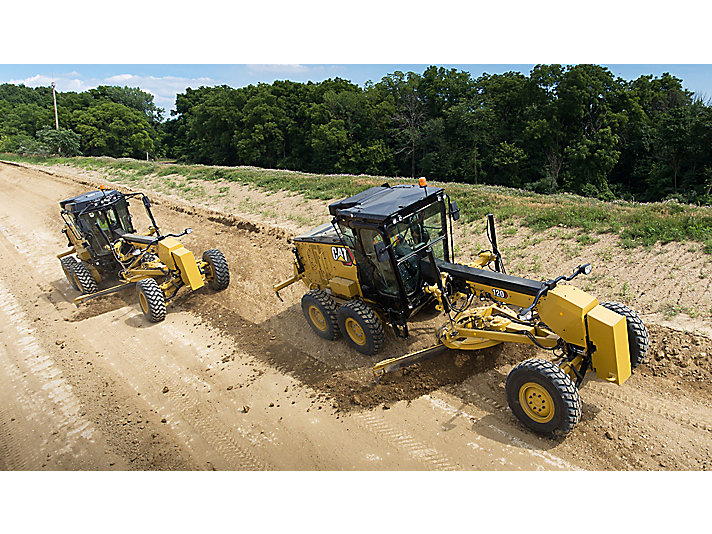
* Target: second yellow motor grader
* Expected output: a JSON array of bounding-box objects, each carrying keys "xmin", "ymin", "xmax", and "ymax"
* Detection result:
[
  {"xmin": 57, "ymin": 187, "xmax": 229, "ymax": 322},
  {"xmin": 274, "ymin": 181, "xmax": 649, "ymax": 436}
]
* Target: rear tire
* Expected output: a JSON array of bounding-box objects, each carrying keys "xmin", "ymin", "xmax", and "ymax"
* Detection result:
[
  {"xmin": 600, "ymin": 301, "xmax": 649, "ymax": 369},
  {"xmin": 506, "ymin": 358, "xmax": 581, "ymax": 437},
  {"xmin": 60, "ymin": 256, "xmax": 80, "ymax": 291},
  {"xmin": 337, "ymin": 300, "xmax": 385, "ymax": 356},
  {"xmin": 136, "ymin": 278, "xmax": 166, "ymax": 322},
  {"xmin": 202, "ymin": 249, "xmax": 230, "ymax": 290},
  {"xmin": 301, "ymin": 289, "xmax": 340, "ymax": 340},
  {"xmin": 72, "ymin": 260, "xmax": 99, "ymax": 295}
]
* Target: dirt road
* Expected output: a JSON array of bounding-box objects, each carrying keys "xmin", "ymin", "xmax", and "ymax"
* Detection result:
[{"xmin": 1, "ymin": 161, "xmax": 710, "ymax": 470}]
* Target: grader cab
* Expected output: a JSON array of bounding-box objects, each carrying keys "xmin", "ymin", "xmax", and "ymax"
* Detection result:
[
  {"xmin": 274, "ymin": 182, "xmax": 649, "ymax": 437},
  {"xmin": 58, "ymin": 188, "xmax": 229, "ymax": 322}
]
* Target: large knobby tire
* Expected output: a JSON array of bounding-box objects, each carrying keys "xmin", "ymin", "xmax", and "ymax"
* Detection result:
[
  {"xmin": 301, "ymin": 289, "xmax": 340, "ymax": 341},
  {"xmin": 72, "ymin": 260, "xmax": 99, "ymax": 295},
  {"xmin": 60, "ymin": 256, "xmax": 80, "ymax": 291},
  {"xmin": 600, "ymin": 301, "xmax": 649, "ymax": 369},
  {"xmin": 337, "ymin": 300, "xmax": 385, "ymax": 356},
  {"xmin": 136, "ymin": 278, "xmax": 166, "ymax": 323},
  {"xmin": 203, "ymin": 249, "xmax": 230, "ymax": 291},
  {"xmin": 506, "ymin": 358, "xmax": 582, "ymax": 438}
]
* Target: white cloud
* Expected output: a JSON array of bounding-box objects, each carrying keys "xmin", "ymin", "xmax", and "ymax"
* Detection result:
[
  {"xmin": 5, "ymin": 72, "xmax": 218, "ymax": 114},
  {"xmin": 246, "ymin": 64, "xmax": 310, "ymax": 74}
]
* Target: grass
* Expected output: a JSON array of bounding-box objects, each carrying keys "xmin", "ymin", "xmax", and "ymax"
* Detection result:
[
  {"xmin": 576, "ymin": 233, "xmax": 600, "ymax": 246},
  {"xmin": 659, "ymin": 302, "xmax": 695, "ymax": 319},
  {"xmin": 3, "ymin": 153, "xmax": 712, "ymax": 253}
]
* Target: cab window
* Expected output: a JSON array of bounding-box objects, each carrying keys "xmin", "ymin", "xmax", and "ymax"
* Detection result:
[{"xmin": 358, "ymin": 228, "xmax": 399, "ymax": 297}]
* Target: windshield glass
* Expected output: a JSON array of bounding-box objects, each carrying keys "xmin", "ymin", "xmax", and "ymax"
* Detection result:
[
  {"xmin": 387, "ymin": 202, "xmax": 445, "ymax": 263},
  {"xmin": 385, "ymin": 202, "xmax": 446, "ymax": 295}
]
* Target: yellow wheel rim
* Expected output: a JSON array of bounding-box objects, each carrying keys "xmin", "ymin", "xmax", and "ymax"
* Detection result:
[
  {"xmin": 345, "ymin": 317, "xmax": 366, "ymax": 346},
  {"xmin": 139, "ymin": 292, "xmax": 149, "ymax": 314},
  {"xmin": 308, "ymin": 305, "xmax": 328, "ymax": 332},
  {"xmin": 519, "ymin": 382, "xmax": 555, "ymax": 423}
]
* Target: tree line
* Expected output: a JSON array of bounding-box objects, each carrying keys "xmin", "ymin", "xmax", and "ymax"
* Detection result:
[
  {"xmin": 0, "ymin": 83, "xmax": 161, "ymax": 159},
  {"xmin": 2, "ymin": 65, "xmax": 711, "ymax": 203}
]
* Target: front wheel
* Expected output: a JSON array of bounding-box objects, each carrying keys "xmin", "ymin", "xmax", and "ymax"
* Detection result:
[
  {"xmin": 136, "ymin": 278, "xmax": 166, "ymax": 322},
  {"xmin": 202, "ymin": 249, "xmax": 230, "ymax": 290},
  {"xmin": 506, "ymin": 358, "xmax": 581, "ymax": 437}
]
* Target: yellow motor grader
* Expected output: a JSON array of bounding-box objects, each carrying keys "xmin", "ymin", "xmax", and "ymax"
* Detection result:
[
  {"xmin": 274, "ymin": 181, "xmax": 649, "ymax": 436},
  {"xmin": 57, "ymin": 187, "xmax": 229, "ymax": 322}
]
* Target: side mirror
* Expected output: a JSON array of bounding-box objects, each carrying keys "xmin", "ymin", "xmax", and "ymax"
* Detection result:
[
  {"xmin": 374, "ymin": 241, "xmax": 389, "ymax": 263},
  {"xmin": 450, "ymin": 200, "xmax": 460, "ymax": 221}
]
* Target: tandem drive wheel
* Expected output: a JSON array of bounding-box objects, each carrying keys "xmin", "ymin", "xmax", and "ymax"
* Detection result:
[
  {"xmin": 301, "ymin": 289, "xmax": 340, "ymax": 340},
  {"xmin": 60, "ymin": 256, "xmax": 80, "ymax": 291},
  {"xmin": 506, "ymin": 358, "xmax": 582, "ymax": 437},
  {"xmin": 337, "ymin": 300, "xmax": 385, "ymax": 356}
]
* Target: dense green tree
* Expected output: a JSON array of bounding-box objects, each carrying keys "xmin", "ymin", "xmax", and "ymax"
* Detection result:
[
  {"xmin": 71, "ymin": 101, "xmax": 155, "ymax": 158},
  {"xmin": 36, "ymin": 127, "xmax": 82, "ymax": 156}
]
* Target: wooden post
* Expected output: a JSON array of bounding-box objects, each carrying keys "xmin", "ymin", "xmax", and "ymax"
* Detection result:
[{"xmin": 52, "ymin": 81, "xmax": 59, "ymax": 130}]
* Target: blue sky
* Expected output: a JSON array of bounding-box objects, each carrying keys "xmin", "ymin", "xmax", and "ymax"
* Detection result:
[{"xmin": 1, "ymin": 64, "xmax": 711, "ymax": 115}]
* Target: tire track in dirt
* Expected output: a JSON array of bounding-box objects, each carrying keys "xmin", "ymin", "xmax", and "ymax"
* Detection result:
[
  {"xmin": 584, "ymin": 382, "xmax": 712, "ymax": 433},
  {"xmin": 354, "ymin": 411, "xmax": 459, "ymax": 470},
  {"xmin": 74, "ymin": 312, "xmax": 269, "ymax": 470},
  {"xmin": 0, "ymin": 277, "xmax": 104, "ymax": 469},
  {"xmin": 0, "ymin": 391, "xmax": 36, "ymax": 470},
  {"xmin": 0, "ymin": 280, "xmax": 97, "ymax": 445}
]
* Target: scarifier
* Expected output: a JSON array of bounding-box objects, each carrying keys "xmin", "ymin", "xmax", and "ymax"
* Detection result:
[
  {"xmin": 57, "ymin": 187, "xmax": 230, "ymax": 321},
  {"xmin": 274, "ymin": 180, "xmax": 649, "ymax": 436}
]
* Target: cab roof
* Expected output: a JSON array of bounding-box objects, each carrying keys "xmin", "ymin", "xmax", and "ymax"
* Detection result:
[
  {"xmin": 328, "ymin": 184, "xmax": 443, "ymax": 224},
  {"xmin": 60, "ymin": 189, "xmax": 123, "ymax": 213}
]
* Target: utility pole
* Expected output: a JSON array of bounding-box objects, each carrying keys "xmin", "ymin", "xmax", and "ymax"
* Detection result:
[{"xmin": 52, "ymin": 81, "xmax": 59, "ymax": 130}]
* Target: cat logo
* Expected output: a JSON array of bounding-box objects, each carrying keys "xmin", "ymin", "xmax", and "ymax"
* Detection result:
[{"xmin": 331, "ymin": 246, "xmax": 353, "ymax": 266}]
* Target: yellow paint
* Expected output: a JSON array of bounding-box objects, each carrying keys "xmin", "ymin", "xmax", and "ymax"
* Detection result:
[
  {"xmin": 329, "ymin": 276, "xmax": 359, "ymax": 298},
  {"xmin": 273, "ymin": 241, "xmax": 362, "ymax": 300},
  {"xmin": 157, "ymin": 236, "xmax": 204, "ymax": 290},
  {"xmin": 345, "ymin": 317, "xmax": 366, "ymax": 346},
  {"xmin": 519, "ymin": 382, "xmax": 555, "ymax": 423},
  {"xmin": 537, "ymin": 285, "xmax": 598, "ymax": 346},
  {"xmin": 587, "ymin": 304, "xmax": 631, "ymax": 385},
  {"xmin": 308, "ymin": 305, "xmax": 328, "ymax": 332}
]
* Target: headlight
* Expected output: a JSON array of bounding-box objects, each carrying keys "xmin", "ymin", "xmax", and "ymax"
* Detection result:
[{"xmin": 518, "ymin": 309, "xmax": 533, "ymax": 321}]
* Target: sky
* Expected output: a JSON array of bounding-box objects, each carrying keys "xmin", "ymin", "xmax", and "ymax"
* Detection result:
[{"xmin": 1, "ymin": 64, "xmax": 711, "ymax": 116}]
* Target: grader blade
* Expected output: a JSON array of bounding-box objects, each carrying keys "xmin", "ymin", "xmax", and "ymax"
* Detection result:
[
  {"xmin": 373, "ymin": 343, "xmax": 447, "ymax": 377},
  {"xmin": 72, "ymin": 281, "xmax": 134, "ymax": 305}
]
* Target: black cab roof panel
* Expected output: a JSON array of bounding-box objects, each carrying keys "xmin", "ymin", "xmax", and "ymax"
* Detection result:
[
  {"xmin": 328, "ymin": 184, "xmax": 443, "ymax": 224},
  {"xmin": 60, "ymin": 190, "xmax": 122, "ymax": 212}
]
